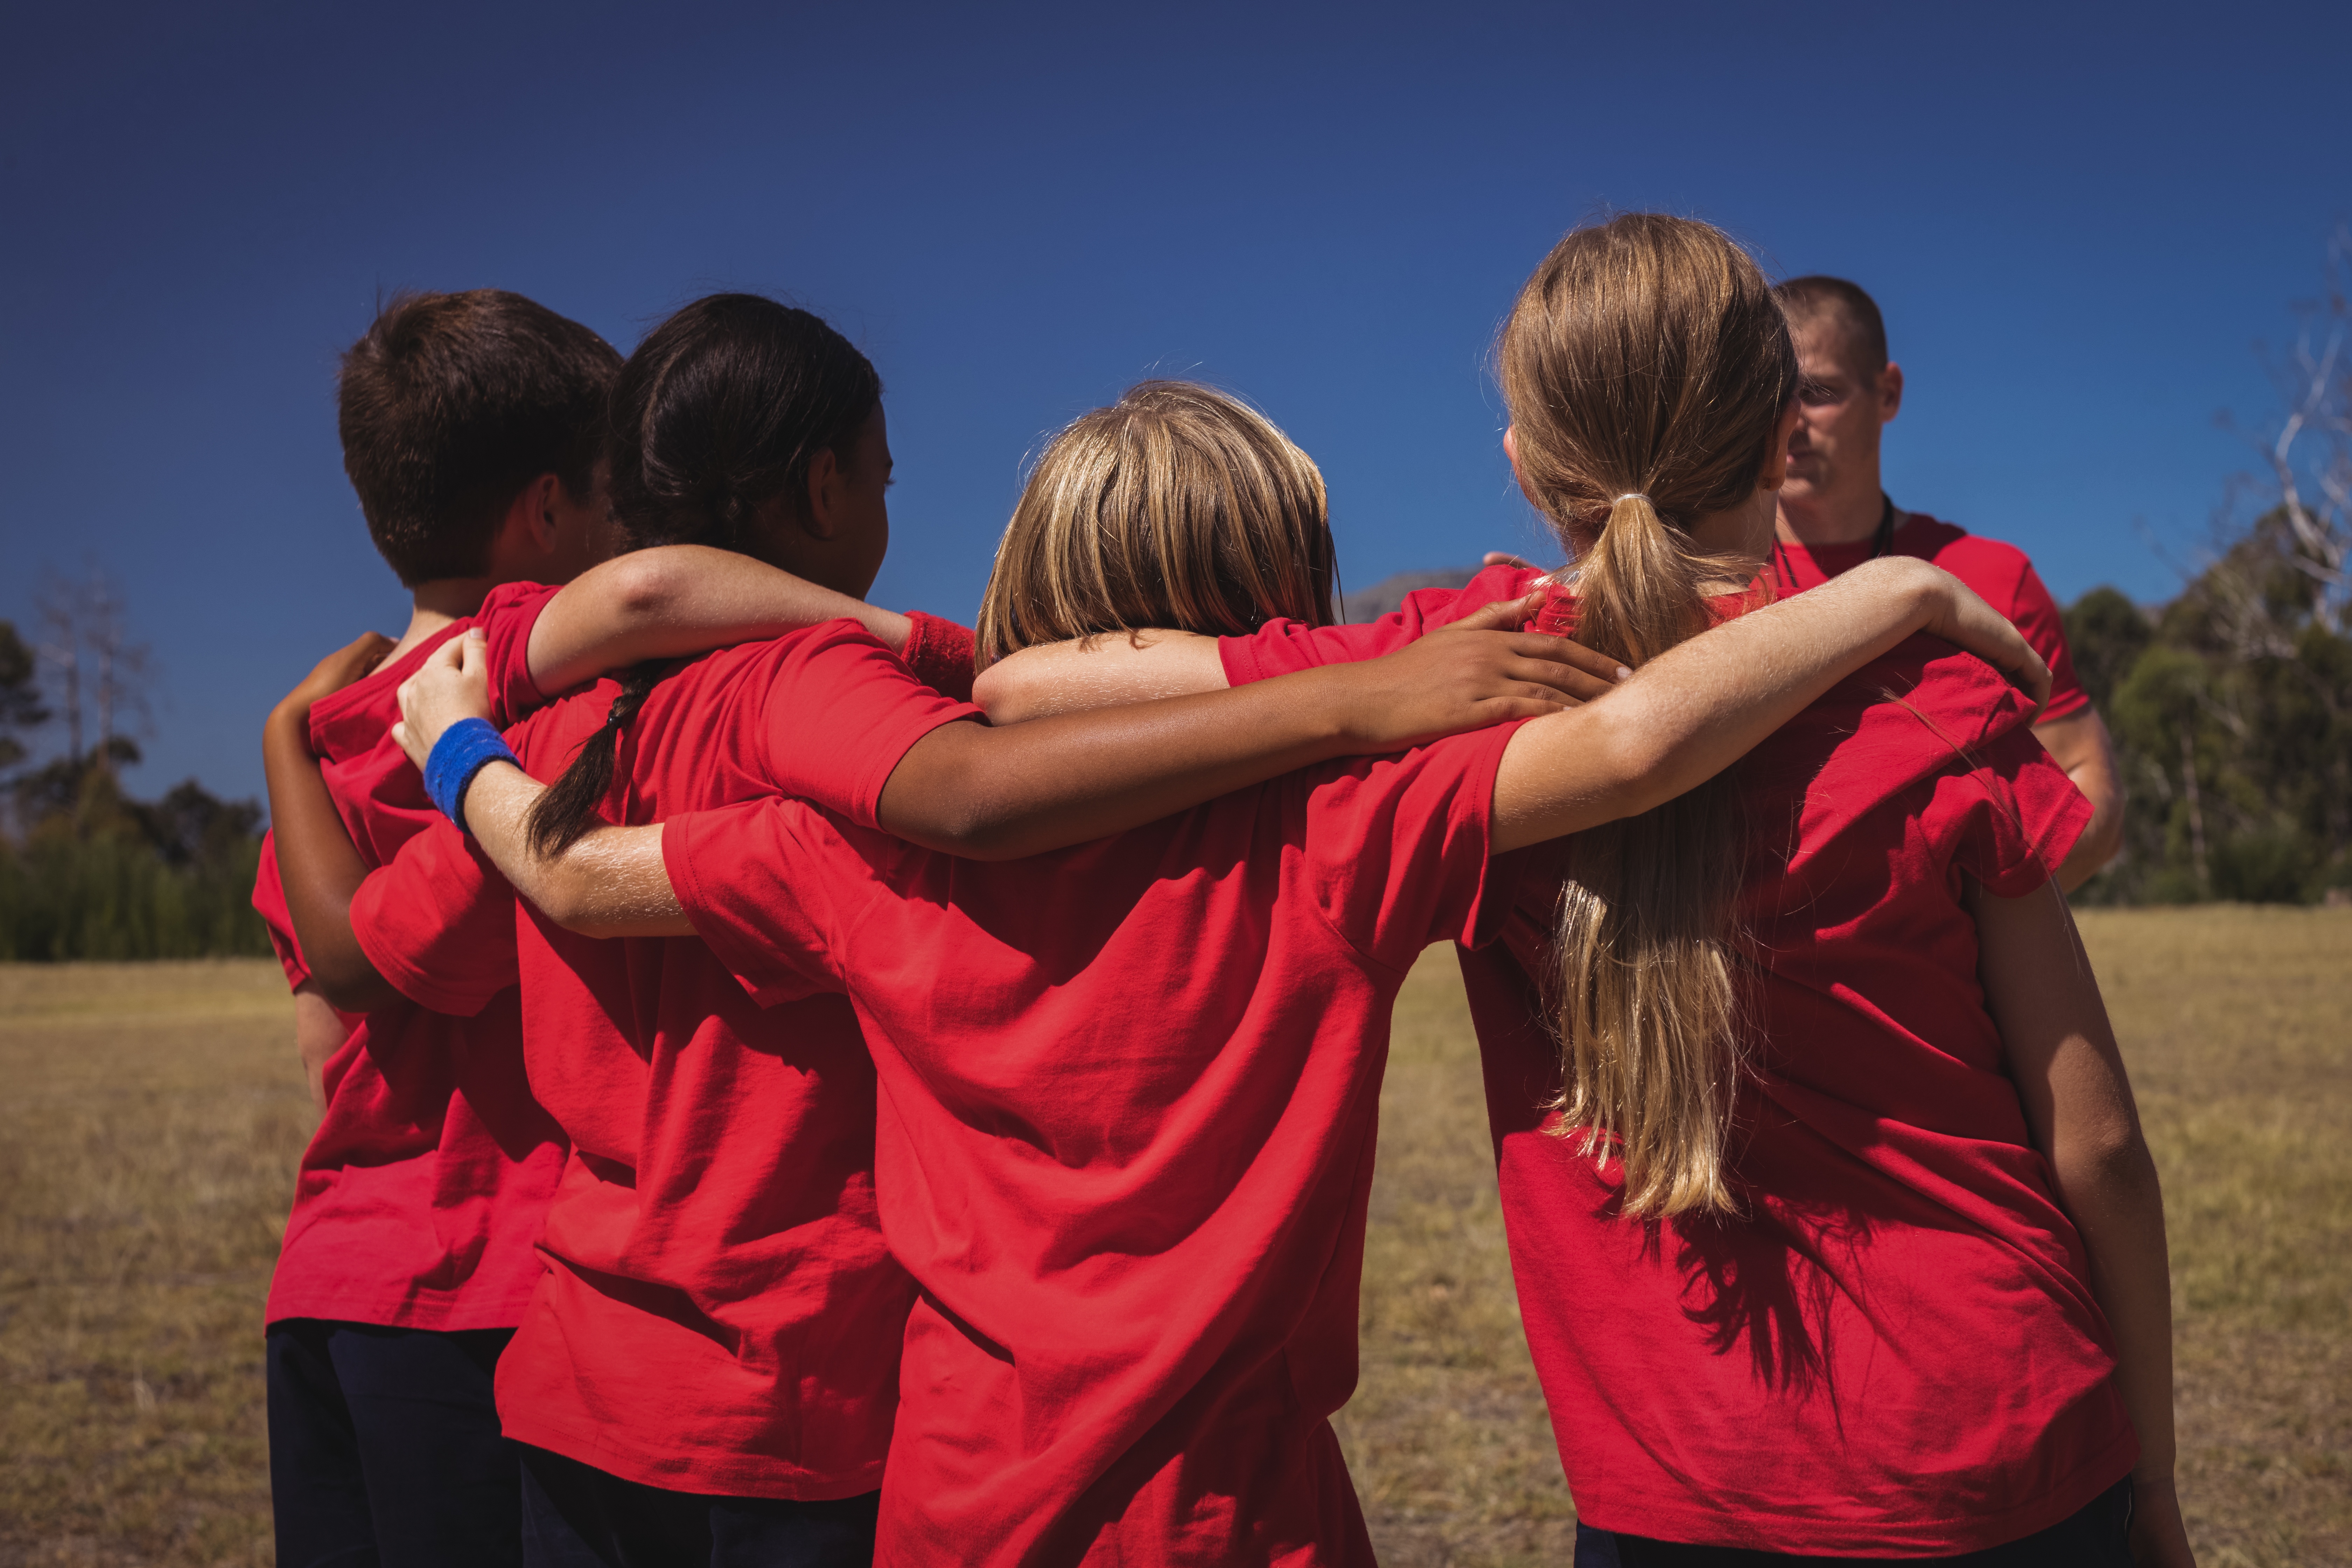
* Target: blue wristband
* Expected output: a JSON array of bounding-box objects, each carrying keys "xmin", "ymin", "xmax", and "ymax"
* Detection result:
[{"xmin": 423, "ymin": 718, "xmax": 518, "ymax": 836}]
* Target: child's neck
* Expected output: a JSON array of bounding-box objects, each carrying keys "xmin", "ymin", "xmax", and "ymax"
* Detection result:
[{"xmin": 385, "ymin": 576, "xmax": 500, "ymax": 664}]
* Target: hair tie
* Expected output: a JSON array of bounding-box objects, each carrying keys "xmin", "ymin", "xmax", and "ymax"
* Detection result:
[{"xmin": 1615, "ymin": 493, "xmax": 1651, "ymax": 505}]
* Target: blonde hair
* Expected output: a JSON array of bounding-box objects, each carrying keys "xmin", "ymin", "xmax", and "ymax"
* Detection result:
[
  {"xmin": 1498, "ymin": 214, "xmax": 1799, "ymax": 1218},
  {"xmin": 976, "ymin": 381, "xmax": 1336, "ymax": 664}
]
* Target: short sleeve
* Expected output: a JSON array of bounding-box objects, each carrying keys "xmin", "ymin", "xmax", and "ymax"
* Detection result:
[
  {"xmin": 752, "ymin": 622, "xmax": 985, "ymax": 828},
  {"xmin": 251, "ymin": 832, "xmax": 311, "ymax": 991},
  {"xmin": 475, "ymin": 581, "xmax": 563, "ymax": 724},
  {"xmin": 1219, "ymin": 566, "xmax": 1543, "ymax": 686},
  {"xmin": 2003, "ymin": 563, "xmax": 2091, "ymax": 723},
  {"xmin": 665, "ymin": 799, "xmax": 853, "ymax": 1008},
  {"xmin": 1938, "ymin": 727, "xmax": 2093, "ymax": 898},
  {"xmin": 898, "ymin": 611, "xmax": 978, "ymax": 703},
  {"xmin": 349, "ymin": 815, "xmax": 520, "ymax": 1016},
  {"xmin": 1307, "ymin": 721, "xmax": 1521, "ymax": 973}
]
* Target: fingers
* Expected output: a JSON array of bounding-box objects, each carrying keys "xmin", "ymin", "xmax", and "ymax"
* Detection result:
[
  {"xmin": 1507, "ymin": 658, "xmax": 1610, "ymax": 704},
  {"xmin": 458, "ymin": 626, "xmax": 489, "ymax": 674},
  {"xmin": 1504, "ymin": 633, "xmax": 1629, "ymax": 684},
  {"xmin": 1480, "ymin": 693, "xmax": 1573, "ymax": 722},
  {"xmin": 422, "ymin": 633, "xmax": 468, "ymax": 673},
  {"xmin": 1482, "ymin": 551, "xmax": 1538, "ymax": 570},
  {"xmin": 1443, "ymin": 592, "xmax": 1546, "ymax": 633}
]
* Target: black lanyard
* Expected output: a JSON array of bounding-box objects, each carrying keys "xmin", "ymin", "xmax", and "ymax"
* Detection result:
[{"xmin": 1776, "ymin": 493, "xmax": 1898, "ymax": 592}]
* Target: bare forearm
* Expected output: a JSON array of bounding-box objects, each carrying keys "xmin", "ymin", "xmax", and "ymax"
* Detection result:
[
  {"xmin": 972, "ymin": 631, "xmax": 1227, "ymax": 722},
  {"xmin": 291, "ymin": 984, "xmax": 346, "ymax": 1113},
  {"xmin": 886, "ymin": 670, "xmax": 1375, "ymax": 856},
  {"xmin": 262, "ymin": 707, "xmax": 398, "ymax": 1013},
  {"xmin": 1494, "ymin": 560, "xmax": 1946, "ymax": 847},
  {"xmin": 1972, "ymin": 886, "xmax": 2180, "ymax": 1498},
  {"xmin": 2053, "ymin": 1138, "xmax": 2178, "ymax": 1481},
  {"xmin": 460, "ymin": 764, "xmax": 688, "ymax": 936},
  {"xmin": 528, "ymin": 546, "xmax": 913, "ymax": 695}
]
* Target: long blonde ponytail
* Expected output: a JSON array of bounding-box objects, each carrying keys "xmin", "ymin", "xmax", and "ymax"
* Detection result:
[{"xmin": 1498, "ymin": 215, "xmax": 1798, "ymax": 1218}]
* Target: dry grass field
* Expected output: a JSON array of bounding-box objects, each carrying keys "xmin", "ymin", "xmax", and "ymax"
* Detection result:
[{"xmin": 1, "ymin": 908, "xmax": 2346, "ymax": 1566}]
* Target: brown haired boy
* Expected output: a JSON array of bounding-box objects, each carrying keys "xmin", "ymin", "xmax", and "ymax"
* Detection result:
[
  {"xmin": 258, "ymin": 290, "xmax": 983, "ymax": 1567},
  {"xmin": 253, "ymin": 288, "xmax": 617, "ymax": 1568}
]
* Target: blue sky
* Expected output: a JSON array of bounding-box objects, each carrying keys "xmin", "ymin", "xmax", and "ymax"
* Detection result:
[{"xmin": 4, "ymin": 0, "xmax": 2348, "ymax": 804}]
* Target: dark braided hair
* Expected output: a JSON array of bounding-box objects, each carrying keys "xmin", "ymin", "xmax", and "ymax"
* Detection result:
[{"xmin": 525, "ymin": 294, "xmax": 882, "ymax": 859}]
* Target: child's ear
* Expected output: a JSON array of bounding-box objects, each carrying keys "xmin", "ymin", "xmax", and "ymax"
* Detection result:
[
  {"xmin": 1503, "ymin": 425, "xmax": 1540, "ymax": 510},
  {"xmin": 503, "ymin": 474, "xmax": 564, "ymax": 553},
  {"xmin": 802, "ymin": 448, "xmax": 846, "ymax": 540},
  {"xmin": 1760, "ymin": 400, "xmax": 1802, "ymax": 490}
]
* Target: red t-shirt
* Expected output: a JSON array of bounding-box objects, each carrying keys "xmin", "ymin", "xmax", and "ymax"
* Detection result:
[
  {"xmin": 350, "ymin": 621, "xmax": 977, "ymax": 1500},
  {"xmin": 250, "ymin": 581, "xmax": 568, "ymax": 1331},
  {"xmin": 1768, "ymin": 510, "xmax": 2090, "ymax": 722},
  {"xmin": 665, "ymin": 722, "xmax": 1520, "ymax": 1566},
  {"xmin": 1220, "ymin": 579, "xmax": 2133, "ymax": 1553}
]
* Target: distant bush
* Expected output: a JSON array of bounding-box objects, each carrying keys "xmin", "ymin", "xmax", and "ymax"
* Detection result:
[
  {"xmin": 0, "ymin": 756, "xmax": 270, "ymax": 962},
  {"xmin": 2070, "ymin": 510, "xmax": 2352, "ymax": 906}
]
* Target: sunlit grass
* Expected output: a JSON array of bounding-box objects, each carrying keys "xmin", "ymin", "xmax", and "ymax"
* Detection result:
[
  {"xmin": 0, "ymin": 960, "xmax": 306, "ymax": 1566},
  {"xmin": 1, "ymin": 911, "xmax": 2344, "ymax": 1564}
]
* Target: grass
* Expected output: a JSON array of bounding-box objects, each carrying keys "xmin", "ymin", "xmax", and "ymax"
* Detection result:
[
  {"xmin": 0, "ymin": 961, "xmax": 306, "ymax": 1567},
  {"xmin": 1, "ymin": 909, "xmax": 2345, "ymax": 1564}
]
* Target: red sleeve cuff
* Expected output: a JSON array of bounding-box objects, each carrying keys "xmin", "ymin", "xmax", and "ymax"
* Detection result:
[
  {"xmin": 350, "ymin": 874, "xmax": 504, "ymax": 1018},
  {"xmin": 900, "ymin": 611, "xmax": 977, "ymax": 703}
]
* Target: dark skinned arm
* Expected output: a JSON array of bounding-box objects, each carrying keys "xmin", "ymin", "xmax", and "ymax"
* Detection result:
[{"xmin": 261, "ymin": 632, "xmax": 402, "ymax": 1015}]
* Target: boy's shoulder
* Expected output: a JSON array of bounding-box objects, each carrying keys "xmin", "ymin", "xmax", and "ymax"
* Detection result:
[
  {"xmin": 1746, "ymin": 637, "xmax": 2058, "ymax": 871},
  {"xmin": 1895, "ymin": 514, "xmax": 2035, "ymax": 604},
  {"xmin": 306, "ymin": 625, "xmax": 464, "ymax": 765}
]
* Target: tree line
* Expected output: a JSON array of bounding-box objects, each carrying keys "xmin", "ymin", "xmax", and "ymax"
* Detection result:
[{"xmin": 0, "ymin": 576, "xmax": 272, "ymax": 961}]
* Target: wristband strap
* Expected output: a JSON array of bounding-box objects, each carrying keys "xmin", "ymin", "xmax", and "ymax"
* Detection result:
[{"xmin": 423, "ymin": 718, "xmax": 519, "ymax": 836}]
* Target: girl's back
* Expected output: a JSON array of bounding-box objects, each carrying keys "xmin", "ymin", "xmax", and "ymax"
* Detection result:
[
  {"xmin": 667, "ymin": 717, "xmax": 1521, "ymax": 1566},
  {"xmin": 1483, "ymin": 636, "xmax": 2135, "ymax": 1555}
]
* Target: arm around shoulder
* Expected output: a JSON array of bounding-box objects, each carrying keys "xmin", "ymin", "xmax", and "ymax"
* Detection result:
[{"xmin": 1490, "ymin": 556, "xmax": 2044, "ymax": 852}]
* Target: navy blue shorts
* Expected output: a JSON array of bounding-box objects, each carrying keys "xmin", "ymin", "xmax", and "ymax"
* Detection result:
[
  {"xmin": 1572, "ymin": 1477, "xmax": 2134, "ymax": 1566},
  {"xmin": 517, "ymin": 1444, "xmax": 879, "ymax": 1567},
  {"xmin": 265, "ymin": 1318, "xmax": 522, "ymax": 1568}
]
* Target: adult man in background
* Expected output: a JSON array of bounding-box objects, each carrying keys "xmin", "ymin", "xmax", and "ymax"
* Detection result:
[{"xmin": 1767, "ymin": 276, "xmax": 2123, "ymax": 889}]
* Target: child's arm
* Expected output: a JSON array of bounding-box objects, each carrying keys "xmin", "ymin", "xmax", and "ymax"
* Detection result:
[
  {"xmin": 260, "ymin": 633, "xmax": 404, "ymax": 1016},
  {"xmin": 526, "ymin": 545, "xmax": 915, "ymax": 695},
  {"xmin": 386, "ymin": 618, "xmax": 1603, "ymax": 934},
  {"xmin": 972, "ymin": 628, "xmax": 1228, "ymax": 720},
  {"xmin": 290, "ymin": 986, "xmax": 346, "ymax": 1112},
  {"xmin": 1486, "ymin": 557, "xmax": 2050, "ymax": 849},
  {"xmin": 969, "ymin": 593, "xmax": 1622, "ymax": 721},
  {"xmin": 1972, "ymin": 882, "xmax": 2194, "ymax": 1568}
]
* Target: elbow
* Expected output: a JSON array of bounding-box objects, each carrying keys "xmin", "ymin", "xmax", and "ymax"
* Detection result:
[
  {"xmin": 917, "ymin": 810, "xmax": 1039, "ymax": 862},
  {"xmin": 606, "ymin": 552, "xmax": 681, "ymax": 625},
  {"xmin": 530, "ymin": 870, "xmax": 601, "ymax": 935},
  {"xmin": 967, "ymin": 663, "xmax": 1012, "ymax": 722},
  {"xmin": 2056, "ymin": 1124, "xmax": 2162, "ymax": 1206},
  {"xmin": 895, "ymin": 790, "xmax": 1053, "ymax": 862},
  {"xmin": 310, "ymin": 948, "xmax": 396, "ymax": 1015}
]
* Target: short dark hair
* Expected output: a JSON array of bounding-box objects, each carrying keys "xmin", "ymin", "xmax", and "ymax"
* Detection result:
[
  {"xmin": 337, "ymin": 289, "xmax": 622, "ymax": 585},
  {"xmin": 1773, "ymin": 275, "xmax": 1888, "ymax": 381}
]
